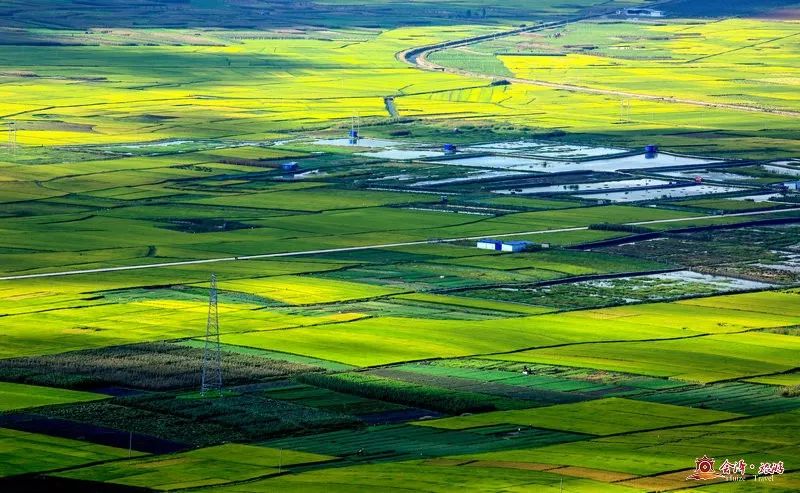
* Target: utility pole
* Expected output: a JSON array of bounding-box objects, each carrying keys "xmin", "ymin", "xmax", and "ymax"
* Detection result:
[
  {"xmin": 620, "ymin": 99, "xmax": 630, "ymax": 123},
  {"xmin": 7, "ymin": 121, "xmax": 16, "ymax": 154}
]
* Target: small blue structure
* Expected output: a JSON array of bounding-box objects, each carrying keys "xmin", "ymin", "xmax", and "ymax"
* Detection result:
[
  {"xmin": 281, "ymin": 162, "xmax": 299, "ymax": 172},
  {"xmin": 645, "ymin": 144, "xmax": 658, "ymax": 154},
  {"xmin": 349, "ymin": 129, "xmax": 359, "ymax": 139},
  {"xmin": 443, "ymin": 143, "xmax": 457, "ymax": 154},
  {"xmin": 500, "ymin": 241, "xmax": 535, "ymax": 252}
]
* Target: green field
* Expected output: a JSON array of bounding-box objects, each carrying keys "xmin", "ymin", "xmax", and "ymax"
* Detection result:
[
  {"xmin": 491, "ymin": 331, "xmax": 800, "ymax": 383},
  {"xmin": 192, "ymin": 462, "xmax": 636, "ymax": 493},
  {"xmin": 56, "ymin": 444, "xmax": 333, "ymax": 490},
  {"xmin": 450, "ymin": 410, "xmax": 800, "ymax": 478},
  {"xmin": 0, "ymin": 428, "xmax": 140, "ymax": 478},
  {"xmin": 1, "ymin": 0, "xmax": 800, "ymax": 491},
  {"xmin": 192, "ymin": 461, "xmax": 640, "ymax": 492},
  {"xmin": 0, "ymin": 382, "xmax": 106, "ymax": 411},
  {"xmin": 219, "ymin": 291, "xmax": 800, "ymax": 367},
  {"xmin": 414, "ymin": 398, "xmax": 740, "ymax": 435}
]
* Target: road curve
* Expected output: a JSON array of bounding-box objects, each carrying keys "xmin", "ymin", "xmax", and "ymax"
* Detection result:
[
  {"xmin": 396, "ymin": 18, "xmax": 800, "ymax": 118},
  {"xmin": 2, "ymin": 207, "xmax": 798, "ymax": 281}
]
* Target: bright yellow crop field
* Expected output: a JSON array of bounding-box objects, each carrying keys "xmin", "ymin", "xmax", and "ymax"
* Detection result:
[{"xmin": 221, "ymin": 275, "xmax": 403, "ymax": 304}]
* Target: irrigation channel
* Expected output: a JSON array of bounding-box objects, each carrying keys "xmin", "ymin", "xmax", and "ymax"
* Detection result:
[{"xmin": 1, "ymin": 208, "xmax": 799, "ymax": 281}]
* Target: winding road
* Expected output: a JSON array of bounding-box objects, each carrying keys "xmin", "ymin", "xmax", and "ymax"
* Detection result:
[{"xmin": 396, "ymin": 15, "xmax": 800, "ymax": 118}]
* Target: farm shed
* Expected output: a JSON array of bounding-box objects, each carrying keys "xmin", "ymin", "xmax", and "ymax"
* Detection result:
[
  {"xmin": 501, "ymin": 241, "xmax": 535, "ymax": 252},
  {"xmin": 477, "ymin": 239, "xmax": 541, "ymax": 252},
  {"xmin": 477, "ymin": 239, "xmax": 502, "ymax": 251}
]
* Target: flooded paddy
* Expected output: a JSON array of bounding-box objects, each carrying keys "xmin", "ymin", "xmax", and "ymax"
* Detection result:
[
  {"xmin": 578, "ymin": 184, "xmax": 745, "ymax": 202},
  {"xmin": 573, "ymin": 153, "xmax": 720, "ymax": 172},
  {"xmin": 434, "ymin": 153, "xmax": 721, "ymax": 174},
  {"xmin": 430, "ymin": 155, "xmax": 549, "ymax": 169},
  {"xmin": 729, "ymin": 193, "xmax": 787, "ymax": 203},
  {"xmin": 312, "ymin": 138, "xmax": 400, "ymax": 148},
  {"xmin": 360, "ymin": 149, "xmax": 445, "ymax": 160},
  {"xmin": 769, "ymin": 160, "xmax": 800, "ymax": 167},
  {"xmin": 762, "ymin": 164, "xmax": 800, "ymax": 177},
  {"xmin": 622, "ymin": 270, "xmax": 772, "ymax": 291},
  {"xmin": 466, "ymin": 269, "xmax": 772, "ymax": 310},
  {"xmin": 411, "ymin": 171, "xmax": 529, "ymax": 187},
  {"xmin": 464, "ymin": 141, "xmax": 627, "ymax": 159},
  {"xmin": 311, "ymin": 137, "xmax": 446, "ymax": 159},
  {"xmin": 756, "ymin": 252, "xmax": 800, "ymax": 273},
  {"xmin": 659, "ymin": 170, "xmax": 752, "ymax": 182},
  {"xmin": 493, "ymin": 178, "xmax": 673, "ymax": 195}
]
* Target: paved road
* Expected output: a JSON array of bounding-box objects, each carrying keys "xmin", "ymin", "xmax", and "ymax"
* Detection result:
[
  {"xmin": 2, "ymin": 207, "xmax": 798, "ymax": 281},
  {"xmin": 398, "ymin": 17, "xmax": 800, "ymax": 118}
]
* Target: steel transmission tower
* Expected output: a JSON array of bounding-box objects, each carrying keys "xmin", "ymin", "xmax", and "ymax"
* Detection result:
[{"xmin": 201, "ymin": 273, "xmax": 223, "ymax": 395}]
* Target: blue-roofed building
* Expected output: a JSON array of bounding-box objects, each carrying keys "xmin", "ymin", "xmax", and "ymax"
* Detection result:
[
  {"xmin": 281, "ymin": 162, "xmax": 299, "ymax": 172},
  {"xmin": 500, "ymin": 240, "xmax": 534, "ymax": 252}
]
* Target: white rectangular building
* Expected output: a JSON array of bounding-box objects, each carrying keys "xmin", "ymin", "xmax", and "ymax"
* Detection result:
[
  {"xmin": 477, "ymin": 239, "xmax": 539, "ymax": 252},
  {"xmin": 477, "ymin": 239, "xmax": 502, "ymax": 251},
  {"xmin": 500, "ymin": 241, "xmax": 533, "ymax": 252}
]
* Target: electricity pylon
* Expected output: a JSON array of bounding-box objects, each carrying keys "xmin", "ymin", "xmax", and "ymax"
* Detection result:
[{"xmin": 200, "ymin": 274, "xmax": 223, "ymax": 395}]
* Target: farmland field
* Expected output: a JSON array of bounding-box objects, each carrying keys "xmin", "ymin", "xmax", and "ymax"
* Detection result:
[
  {"xmin": 414, "ymin": 397, "xmax": 740, "ymax": 434},
  {"xmin": 55, "ymin": 444, "xmax": 333, "ymax": 490},
  {"xmin": 1, "ymin": 0, "xmax": 800, "ymax": 491},
  {"xmin": 0, "ymin": 428, "xmax": 140, "ymax": 478},
  {"xmin": 0, "ymin": 382, "xmax": 106, "ymax": 411}
]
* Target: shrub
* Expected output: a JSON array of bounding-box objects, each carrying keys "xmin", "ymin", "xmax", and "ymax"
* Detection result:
[{"xmin": 589, "ymin": 223, "xmax": 653, "ymax": 234}]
